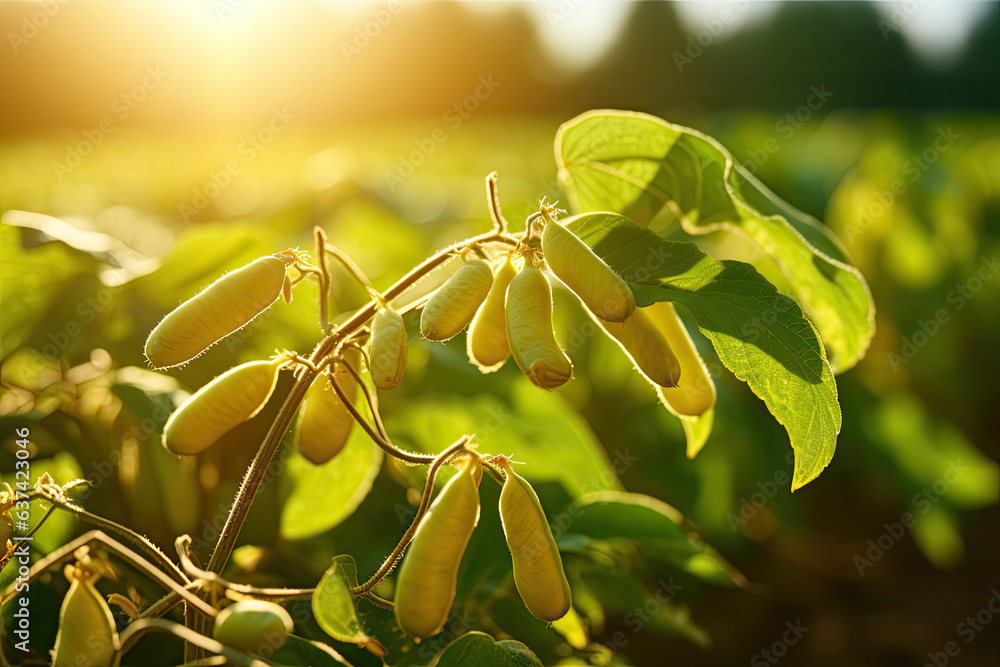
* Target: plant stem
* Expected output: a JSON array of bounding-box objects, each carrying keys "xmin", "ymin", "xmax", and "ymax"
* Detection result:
[
  {"xmin": 330, "ymin": 361, "xmax": 433, "ymax": 465},
  {"xmin": 315, "ymin": 227, "xmax": 331, "ymax": 335},
  {"xmin": 33, "ymin": 487, "xmax": 188, "ymax": 586},
  {"xmin": 117, "ymin": 619, "xmax": 274, "ymax": 667}
]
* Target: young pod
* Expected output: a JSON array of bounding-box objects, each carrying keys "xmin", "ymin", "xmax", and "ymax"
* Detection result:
[
  {"xmin": 542, "ymin": 220, "xmax": 635, "ymax": 322},
  {"xmin": 162, "ymin": 358, "xmax": 283, "ymax": 455},
  {"xmin": 213, "ymin": 600, "xmax": 293, "ymax": 654},
  {"xmin": 644, "ymin": 302, "xmax": 716, "ymax": 417},
  {"xmin": 420, "ymin": 260, "xmax": 494, "ymax": 342},
  {"xmin": 498, "ymin": 459, "xmax": 572, "ymax": 622},
  {"xmin": 467, "ymin": 256, "xmax": 517, "ymax": 372},
  {"xmin": 599, "ymin": 308, "xmax": 682, "ymax": 388},
  {"xmin": 395, "ymin": 457, "xmax": 482, "ymax": 639},
  {"xmin": 369, "ymin": 307, "xmax": 408, "ymax": 390},
  {"xmin": 295, "ymin": 350, "xmax": 360, "ymax": 464},
  {"xmin": 51, "ymin": 572, "xmax": 120, "ymax": 667},
  {"xmin": 145, "ymin": 253, "xmax": 294, "ymax": 369},
  {"xmin": 505, "ymin": 267, "xmax": 573, "ymax": 390}
]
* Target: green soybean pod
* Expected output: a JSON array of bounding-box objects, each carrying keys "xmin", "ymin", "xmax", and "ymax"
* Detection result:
[
  {"xmin": 394, "ymin": 457, "xmax": 481, "ymax": 639},
  {"xmin": 294, "ymin": 350, "xmax": 360, "ymax": 464},
  {"xmin": 599, "ymin": 307, "xmax": 682, "ymax": 388},
  {"xmin": 145, "ymin": 252, "xmax": 294, "ymax": 369},
  {"xmin": 542, "ymin": 220, "xmax": 635, "ymax": 323},
  {"xmin": 467, "ymin": 256, "xmax": 517, "ymax": 373},
  {"xmin": 214, "ymin": 600, "xmax": 293, "ymax": 653},
  {"xmin": 369, "ymin": 307, "xmax": 407, "ymax": 390},
  {"xmin": 52, "ymin": 574, "xmax": 120, "ymax": 666},
  {"xmin": 420, "ymin": 260, "xmax": 494, "ymax": 342},
  {"xmin": 645, "ymin": 302, "xmax": 716, "ymax": 417},
  {"xmin": 505, "ymin": 267, "xmax": 573, "ymax": 390},
  {"xmin": 162, "ymin": 358, "xmax": 283, "ymax": 456},
  {"xmin": 498, "ymin": 458, "xmax": 572, "ymax": 622}
]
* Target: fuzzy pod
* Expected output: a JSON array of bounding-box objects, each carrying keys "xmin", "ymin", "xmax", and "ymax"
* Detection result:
[
  {"xmin": 498, "ymin": 459, "xmax": 572, "ymax": 622},
  {"xmin": 213, "ymin": 600, "xmax": 293, "ymax": 654},
  {"xmin": 145, "ymin": 254, "xmax": 291, "ymax": 369},
  {"xmin": 644, "ymin": 302, "xmax": 716, "ymax": 417},
  {"xmin": 420, "ymin": 260, "xmax": 494, "ymax": 342},
  {"xmin": 599, "ymin": 307, "xmax": 682, "ymax": 388},
  {"xmin": 369, "ymin": 307, "xmax": 408, "ymax": 390},
  {"xmin": 295, "ymin": 350, "xmax": 360, "ymax": 464},
  {"xmin": 541, "ymin": 220, "xmax": 635, "ymax": 322},
  {"xmin": 395, "ymin": 457, "xmax": 481, "ymax": 639},
  {"xmin": 467, "ymin": 256, "xmax": 517, "ymax": 373},
  {"xmin": 162, "ymin": 358, "xmax": 283, "ymax": 455},
  {"xmin": 505, "ymin": 267, "xmax": 573, "ymax": 390},
  {"xmin": 51, "ymin": 576, "xmax": 120, "ymax": 666}
]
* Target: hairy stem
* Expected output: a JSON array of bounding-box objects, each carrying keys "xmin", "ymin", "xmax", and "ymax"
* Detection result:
[
  {"xmin": 117, "ymin": 619, "xmax": 274, "ymax": 667},
  {"xmin": 315, "ymin": 226, "xmax": 332, "ymax": 335}
]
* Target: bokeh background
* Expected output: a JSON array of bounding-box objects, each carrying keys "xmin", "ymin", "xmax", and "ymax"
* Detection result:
[{"xmin": 1, "ymin": 1, "xmax": 999, "ymax": 665}]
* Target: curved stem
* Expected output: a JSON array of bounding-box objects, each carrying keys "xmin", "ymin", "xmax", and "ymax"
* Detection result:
[
  {"xmin": 31, "ymin": 486, "xmax": 188, "ymax": 586},
  {"xmin": 176, "ymin": 536, "xmax": 314, "ymax": 602},
  {"xmin": 117, "ymin": 619, "xmax": 274, "ymax": 667},
  {"xmin": 315, "ymin": 227, "xmax": 332, "ymax": 335},
  {"xmin": 352, "ymin": 435, "xmax": 472, "ymax": 595},
  {"xmin": 486, "ymin": 171, "xmax": 509, "ymax": 233}
]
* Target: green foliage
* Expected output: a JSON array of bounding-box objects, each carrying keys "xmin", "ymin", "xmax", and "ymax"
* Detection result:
[
  {"xmin": 566, "ymin": 211, "xmax": 840, "ymax": 490},
  {"xmin": 556, "ymin": 110, "xmax": 875, "ymax": 374}
]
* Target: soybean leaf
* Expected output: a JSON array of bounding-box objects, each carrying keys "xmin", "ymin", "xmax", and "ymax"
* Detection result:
[
  {"xmin": 568, "ymin": 491, "xmax": 746, "ymax": 587},
  {"xmin": 556, "ymin": 110, "xmax": 875, "ymax": 373},
  {"xmin": 313, "ymin": 555, "xmax": 386, "ymax": 657},
  {"xmin": 281, "ymin": 423, "xmax": 383, "ymax": 540},
  {"xmin": 436, "ymin": 632, "xmax": 543, "ymax": 667},
  {"xmin": 386, "ymin": 378, "xmax": 622, "ymax": 497},
  {"xmin": 565, "ymin": 212, "xmax": 841, "ymax": 491}
]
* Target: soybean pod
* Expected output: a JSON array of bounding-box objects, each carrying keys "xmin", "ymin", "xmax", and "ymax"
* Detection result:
[
  {"xmin": 542, "ymin": 219, "xmax": 635, "ymax": 323},
  {"xmin": 214, "ymin": 600, "xmax": 293, "ymax": 653},
  {"xmin": 599, "ymin": 307, "xmax": 682, "ymax": 388},
  {"xmin": 162, "ymin": 357, "xmax": 285, "ymax": 456},
  {"xmin": 420, "ymin": 260, "xmax": 494, "ymax": 342},
  {"xmin": 467, "ymin": 256, "xmax": 516, "ymax": 373},
  {"xmin": 369, "ymin": 306, "xmax": 408, "ymax": 390},
  {"xmin": 394, "ymin": 457, "xmax": 481, "ymax": 639},
  {"xmin": 498, "ymin": 458, "xmax": 572, "ymax": 622},
  {"xmin": 51, "ymin": 571, "xmax": 119, "ymax": 667},
  {"xmin": 295, "ymin": 349, "xmax": 360, "ymax": 464},
  {"xmin": 644, "ymin": 302, "xmax": 716, "ymax": 417},
  {"xmin": 145, "ymin": 252, "xmax": 298, "ymax": 369},
  {"xmin": 505, "ymin": 267, "xmax": 573, "ymax": 390}
]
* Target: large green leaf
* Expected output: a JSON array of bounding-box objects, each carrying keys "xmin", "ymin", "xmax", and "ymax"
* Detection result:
[
  {"xmin": 436, "ymin": 632, "xmax": 542, "ymax": 667},
  {"xmin": 281, "ymin": 424, "xmax": 383, "ymax": 540},
  {"xmin": 556, "ymin": 110, "xmax": 874, "ymax": 374},
  {"xmin": 566, "ymin": 491, "xmax": 745, "ymax": 587},
  {"xmin": 313, "ymin": 555, "xmax": 386, "ymax": 657},
  {"xmin": 565, "ymin": 212, "xmax": 841, "ymax": 490}
]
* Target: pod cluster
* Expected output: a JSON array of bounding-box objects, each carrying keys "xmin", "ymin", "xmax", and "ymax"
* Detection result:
[
  {"xmin": 394, "ymin": 455, "xmax": 572, "ymax": 640},
  {"xmin": 413, "ymin": 217, "xmax": 687, "ymax": 396}
]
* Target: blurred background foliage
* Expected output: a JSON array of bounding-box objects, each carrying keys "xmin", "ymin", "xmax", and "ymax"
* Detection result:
[{"xmin": 1, "ymin": 1, "xmax": 999, "ymax": 666}]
